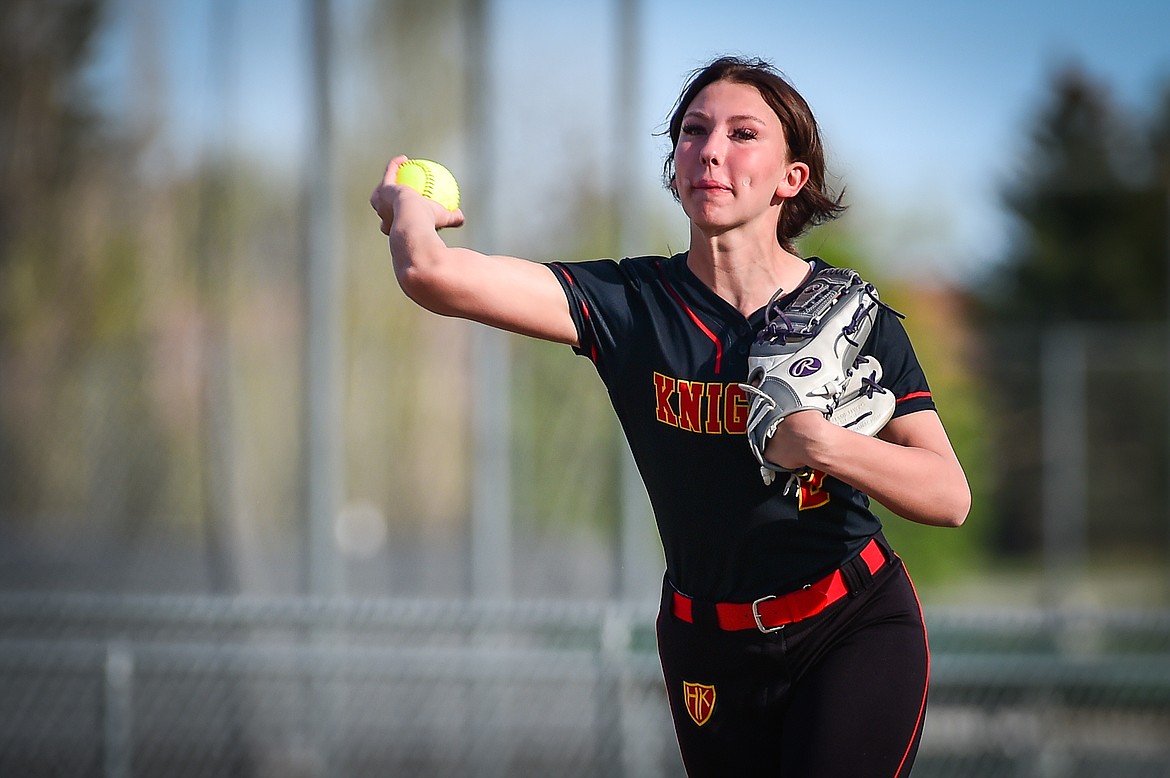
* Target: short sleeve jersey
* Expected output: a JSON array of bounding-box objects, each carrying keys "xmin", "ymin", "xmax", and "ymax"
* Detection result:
[{"xmin": 548, "ymin": 253, "xmax": 935, "ymax": 602}]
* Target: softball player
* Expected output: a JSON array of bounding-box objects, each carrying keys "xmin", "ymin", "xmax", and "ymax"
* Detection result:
[{"xmin": 371, "ymin": 55, "xmax": 970, "ymax": 777}]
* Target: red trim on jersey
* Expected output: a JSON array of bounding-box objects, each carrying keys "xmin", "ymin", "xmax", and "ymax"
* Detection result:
[
  {"xmin": 897, "ymin": 391, "xmax": 932, "ymax": 404},
  {"xmin": 555, "ymin": 265, "xmax": 599, "ymax": 363},
  {"xmin": 657, "ymin": 264, "xmax": 724, "ymax": 374}
]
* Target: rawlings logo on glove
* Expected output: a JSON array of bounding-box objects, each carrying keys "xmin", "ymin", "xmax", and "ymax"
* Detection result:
[{"xmin": 739, "ymin": 267, "xmax": 898, "ymax": 487}]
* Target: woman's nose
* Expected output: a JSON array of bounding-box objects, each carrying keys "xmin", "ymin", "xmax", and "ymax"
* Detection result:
[{"xmin": 698, "ymin": 135, "xmax": 722, "ymax": 167}]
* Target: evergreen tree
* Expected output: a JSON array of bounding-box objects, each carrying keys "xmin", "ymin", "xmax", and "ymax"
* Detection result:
[{"xmin": 989, "ymin": 65, "xmax": 1167, "ymax": 324}]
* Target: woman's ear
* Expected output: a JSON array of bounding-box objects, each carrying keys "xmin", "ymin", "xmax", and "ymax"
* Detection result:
[{"xmin": 775, "ymin": 162, "xmax": 810, "ymax": 200}]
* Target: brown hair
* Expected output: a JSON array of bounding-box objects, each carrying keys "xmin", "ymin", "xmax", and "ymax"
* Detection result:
[{"xmin": 662, "ymin": 56, "xmax": 846, "ymax": 253}]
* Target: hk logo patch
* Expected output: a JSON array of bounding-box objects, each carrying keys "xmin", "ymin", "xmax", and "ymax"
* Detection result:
[{"xmin": 683, "ymin": 681, "xmax": 716, "ymax": 727}]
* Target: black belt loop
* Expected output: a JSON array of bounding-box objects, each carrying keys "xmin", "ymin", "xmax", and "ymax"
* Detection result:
[
  {"xmin": 841, "ymin": 534, "xmax": 890, "ymax": 596},
  {"xmin": 690, "ymin": 600, "xmax": 722, "ymax": 631},
  {"xmin": 840, "ymin": 552, "xmax": 873, "ymax": 596},
  {"xmin": 872, "ymin": 530, "xmax": 896, "ymax": 561}
]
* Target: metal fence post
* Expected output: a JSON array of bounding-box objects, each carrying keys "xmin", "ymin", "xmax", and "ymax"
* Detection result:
[
  {"xmin": 103, "ymin": 641, "xmax": 134, "ymax": 778},
  {"xmin": 1041, "ymin": 324, "xmax": 1087, "ymax": 603},
  {"xmin": 598, "ymin": 607, "xmax": 631, "ymax": 778}
]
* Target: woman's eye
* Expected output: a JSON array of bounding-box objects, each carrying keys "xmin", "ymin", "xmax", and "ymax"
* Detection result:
[
  {"xmin": 732, "ymin": 128, "xmax": 758, "ymax": 141},
  {"xmin": 681, "ymin": 123, "xmax": 706, "ymax": 136}
]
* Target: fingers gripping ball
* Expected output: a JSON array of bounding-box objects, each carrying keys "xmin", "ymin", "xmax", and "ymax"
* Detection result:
[{"xmin": 396, "ymin": 159, "xmax": 461, "ymax": 211}]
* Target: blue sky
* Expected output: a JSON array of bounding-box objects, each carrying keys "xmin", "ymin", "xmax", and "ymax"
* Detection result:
[
  {"xmin": 609, "ymin": 0, "xmax": 1170, "ymax": 282},
  {"xmin": 91, "ymin": 0, "xmax": 1170, "ymax": 285}
]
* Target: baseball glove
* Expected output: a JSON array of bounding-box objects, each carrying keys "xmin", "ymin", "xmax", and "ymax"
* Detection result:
[
  {"xmin": 829, "ymin": 355, "xmax": 895, "ymax": 437},
  {"xmin": 739, "ymin": 267, "xmax": 893, "ymax": 486}
]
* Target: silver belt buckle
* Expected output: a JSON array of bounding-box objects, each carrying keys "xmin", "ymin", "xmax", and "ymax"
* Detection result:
[{"xmin": 751, "ymin": 595, "xmax": 784, "ymax": 633}]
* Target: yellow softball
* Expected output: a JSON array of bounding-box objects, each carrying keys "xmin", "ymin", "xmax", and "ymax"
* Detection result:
[{"xmin": 395, "ymin": 158, "xmax": 461, "ymax": 211}]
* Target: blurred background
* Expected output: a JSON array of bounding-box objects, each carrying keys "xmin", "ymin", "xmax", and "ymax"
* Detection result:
[{"xmin": 2, "ymin": 0, "xmax": 1170, "ymax": 775}]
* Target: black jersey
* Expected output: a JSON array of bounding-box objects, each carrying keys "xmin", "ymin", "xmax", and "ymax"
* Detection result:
[{"xmin": 548, "ymin": 253, "xmax": 935, "ymax": 602}]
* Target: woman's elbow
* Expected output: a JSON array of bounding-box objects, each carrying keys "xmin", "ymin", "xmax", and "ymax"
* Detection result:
[
  {"xmin": 936, "ymin": 480, "xmax": 972, "ymax": 528},
  {"xmin": 394, "ymin": 262, "xmax": 431, "ymax": 302},
  {"xmin": 394, "ymin": 259, "xmax": 457, "ymax": 315},
  {"xmin": 938, "ymin": 508, "xmax": 968, "ymax": 529},
  {"xmin": 901, "ymin": 474, "xmax": 970, "ymax": 528}
]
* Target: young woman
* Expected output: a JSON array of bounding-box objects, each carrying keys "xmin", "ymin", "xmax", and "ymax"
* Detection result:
[{"xmin": 371, "ymin": 55, "xmax": 970, "ymax": 777}]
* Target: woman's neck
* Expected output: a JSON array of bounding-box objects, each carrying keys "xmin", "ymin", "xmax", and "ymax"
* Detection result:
[{"xmin": 687, "ymin": 231, "xmax": 811, "ymax": 317}]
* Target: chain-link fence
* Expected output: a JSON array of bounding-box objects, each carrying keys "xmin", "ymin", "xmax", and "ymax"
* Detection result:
[{"xmin": 1, "ymin": 594, "xmax": 1168, "ymax": 777}]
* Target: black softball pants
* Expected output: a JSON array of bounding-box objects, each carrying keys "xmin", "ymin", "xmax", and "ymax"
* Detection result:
[{"xmin": 656, "ymin": 554, "xmax": 929, "ymax": 777}]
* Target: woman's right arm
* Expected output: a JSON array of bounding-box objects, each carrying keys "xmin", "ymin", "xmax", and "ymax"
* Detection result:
[{"xmin": 370, "ymin": 156, "xmax": 579, "ymax": 346}]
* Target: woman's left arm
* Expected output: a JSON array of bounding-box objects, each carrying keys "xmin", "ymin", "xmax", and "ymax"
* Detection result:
[{"xmin": 765, "ymin": 409, "xmax": 971, "ymax": 527}]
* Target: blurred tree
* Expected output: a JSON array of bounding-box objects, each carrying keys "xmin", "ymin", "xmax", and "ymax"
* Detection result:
[
  {"xmin": 1153, "ymin": 81, "xmax": 1170, "ymax": 193},
  {"xmin": 978, "ymin": 63, "xmax": 1170, "ymax": 559},
  {"xmin": 0, "ymin": 0, "xmax": 118, "ymax": 524},
  {"xmin": 0, "ymin": 0, "xmax": 102, "ymax": 261},
  {"xmin": 0, "ymin": 0, "xmax": 314, "ymax": 591},
  {"xmin": 988, "ymin": 65, "xmax": 1167, "ymax": 323}
]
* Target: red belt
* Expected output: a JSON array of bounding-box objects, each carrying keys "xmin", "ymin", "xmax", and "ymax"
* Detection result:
[{"xmin": 671, "ymin": 538, "xmax": 889, "ymax": 633}]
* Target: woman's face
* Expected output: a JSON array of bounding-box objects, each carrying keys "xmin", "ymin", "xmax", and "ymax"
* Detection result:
[{"xmin": 672, "ymin": 80, "xmax": 806, "ymax": 236}]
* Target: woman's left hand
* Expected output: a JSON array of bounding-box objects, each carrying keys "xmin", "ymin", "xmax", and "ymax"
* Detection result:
[
  {"xmin": 765, "ymin": 408, "xmax": 971, "ymax": 528},
  {"xmin": 763, "ymin": 409, "xmax": 833, "ymax": 471}
]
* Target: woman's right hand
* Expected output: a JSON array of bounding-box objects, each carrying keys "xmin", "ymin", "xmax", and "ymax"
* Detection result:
[
  {"xmin": 369, "ymin": 155, "xmax": 465, "ymax": 236},
  {"xmin": 368, "ymin": 155, "xmax": 577, "ymax": 346}
]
